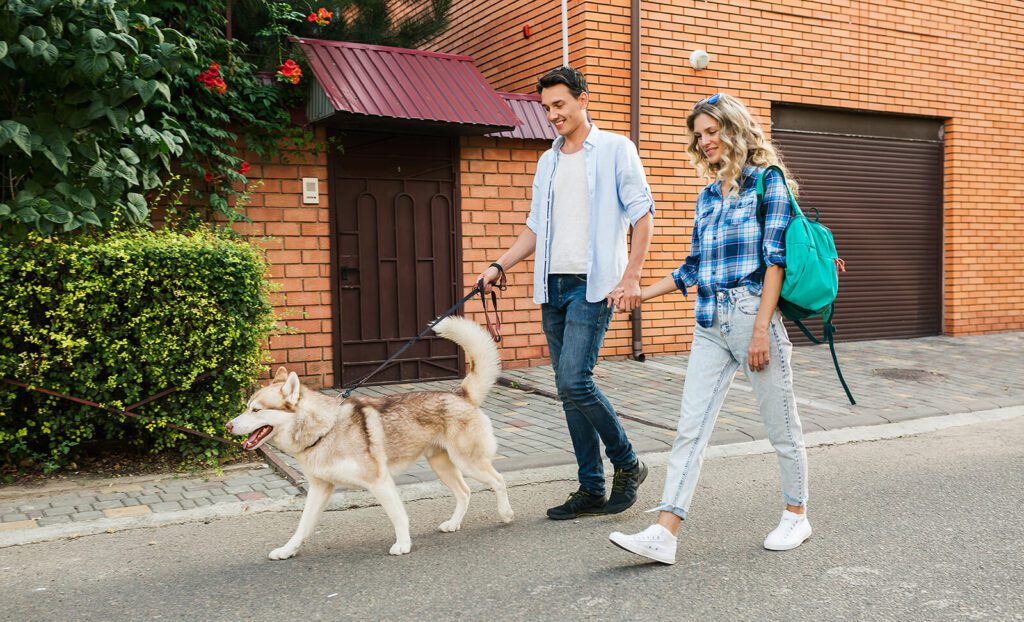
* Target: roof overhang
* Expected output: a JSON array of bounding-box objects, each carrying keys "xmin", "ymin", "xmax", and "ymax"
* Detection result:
[
  {"xmin": 296, "ymin": 37, "xmax": 519, "ymax": 135},
  {"xmin": 489, "ymin": 93, "xmax": 558, "ymax": 141}
]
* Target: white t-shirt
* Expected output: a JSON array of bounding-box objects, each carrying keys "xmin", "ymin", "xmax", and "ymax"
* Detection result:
[{"xmin": 549, "ymin": 149, "xmax": 590, "ymax": 274}]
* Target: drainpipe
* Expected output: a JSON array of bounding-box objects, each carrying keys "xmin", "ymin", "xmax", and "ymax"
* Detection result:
[
  {"xmin": 561, "ymin": 0, "xmax": 569, "ymax": 66},
  {"xmin": 629, "ymin": 0, "xmax": 645, "ymax": 362}
]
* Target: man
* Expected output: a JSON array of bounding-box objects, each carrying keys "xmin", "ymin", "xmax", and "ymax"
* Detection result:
[{"xmin": 478, "ymin": 67, "xmax": 655, "ymax": 519}]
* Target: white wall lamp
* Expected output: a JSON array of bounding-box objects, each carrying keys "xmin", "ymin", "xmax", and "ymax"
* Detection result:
[{"xmin": 689, "ymin": 49, "xmax": 711, "ymax": 70}]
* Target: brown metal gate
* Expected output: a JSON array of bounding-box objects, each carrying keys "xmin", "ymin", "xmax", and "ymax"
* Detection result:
[
  {"xmin": 772, "ymin": 107, "xmax": 944, "ymax": 342},
  {"xmin": 329, "ymin": 131, "xmax": 462, "ymax": 387}
]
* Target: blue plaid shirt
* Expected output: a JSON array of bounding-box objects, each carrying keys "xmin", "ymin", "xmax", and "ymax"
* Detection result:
[{"xmin": 672, "ymin": 165, "xmax": 791, "ymax": 328}]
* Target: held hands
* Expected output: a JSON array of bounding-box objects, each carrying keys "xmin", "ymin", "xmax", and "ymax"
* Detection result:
[{"xmin": 606, "ymin": 276, "xmax": 642, "ymax": 312}]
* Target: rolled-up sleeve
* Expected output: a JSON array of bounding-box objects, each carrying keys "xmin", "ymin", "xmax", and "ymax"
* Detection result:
[
  {"xmin": 671, "ymin": 214, "xmax": 701, "ymax": 297},
  {"xmin": 761, "ymin": 169, "xmax": 792, "ymax": 268},
  {"xmin": 615, "ymin": 139, "xmax": 656, "ymax": 225},
  {"xmin": 525, "ymin": 165, "xmax": 543, "ymax": 233}
]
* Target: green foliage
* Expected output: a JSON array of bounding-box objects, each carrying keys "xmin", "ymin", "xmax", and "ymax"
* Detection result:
[
  {"xmin": 135, "ymin": 0, "xmax": 310, "ymax": 221},
  {"xmin": 0, "ymin": 0, "xmax": 193, "ymax": 239},
  {"xmin": 0, "ymin": 0, "xmax": 451, "ymax": 239},
  {"xmin": 232, "ymin": 0, "xmax": 453, "ymax": 65},
  {"xmin": 0, "ymin": 229, "xmax": 275, "ymax": 472}
]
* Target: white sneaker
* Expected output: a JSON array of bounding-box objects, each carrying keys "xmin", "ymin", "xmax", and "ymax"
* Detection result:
[
  {"xmin": 609, "ymin": 524, "xmax": 677, "ymax": 564},
  {"xmin": 763, "ymin": 510, "xmax": 812, "ymax": 551}
]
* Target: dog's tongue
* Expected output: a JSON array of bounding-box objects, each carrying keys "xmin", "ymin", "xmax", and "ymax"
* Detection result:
[{"xmin": 243, "ymin": 425, "xmax": 272, "ymax": 450}]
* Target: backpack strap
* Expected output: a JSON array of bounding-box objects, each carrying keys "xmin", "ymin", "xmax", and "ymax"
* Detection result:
[
  {"xmin": 825, "ymin": 320, "xmax": 857, "ymax": 406},
  {"xmin": 792, "ymin": 304, "xmax": 856, "ymax": 405},
  {"xmin": 755, "ymin": 165, "xmax": 804, "ymax": 220},
  {"xmin": 755, "ymin": 164, "xmax": 801, "ymax": 269},
  {"xmin": 755, "ymin": 167, "xmax": 855, "ymax": 405}
]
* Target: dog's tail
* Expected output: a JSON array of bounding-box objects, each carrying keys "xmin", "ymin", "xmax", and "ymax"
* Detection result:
[{"xmin": 432, "ymin": 316, "xmax": 500, "ymax": 407}]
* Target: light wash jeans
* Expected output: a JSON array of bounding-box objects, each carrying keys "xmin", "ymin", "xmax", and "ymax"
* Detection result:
[
  {"xmin": 542, "ymin": 274, "xmax": 638, "ymax": 495},
  {"xmin": 655, "ymin": 286, "xmax": 808, "ymax": 519}
]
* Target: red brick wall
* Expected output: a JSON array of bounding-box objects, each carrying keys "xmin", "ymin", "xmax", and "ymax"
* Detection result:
[
  {"xmin": 633, "ymin": 0, "xmax": 1024, "ymax": 337},
  {"xmin": 235, "ymin": 127, "xmax": 333, "ymax": 388},
  {"xmin": 393, "ymin": 0, "xmax": 585, "ymax": 93},
  {"xmin": 250, "ymin": 1, "xmax": 1024, "ymax": 384},
  {"xmin": 425, "ymin": 0, "xmax": 1024, "ymax": 356},
  {"xmin": 458, "ymin": 136, "xmax": 546, "ymax": 368}
]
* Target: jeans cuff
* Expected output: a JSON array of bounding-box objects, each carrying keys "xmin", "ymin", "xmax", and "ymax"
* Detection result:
[
  {"xmin": 648, "ymin": 502, "xmax": 688, "ymax": 520},
  {"xmin": 783, "ymin": 494, "xmax": 807, "ymax": 507},
  {"xmin": 613, "ymin": 454, "xmax": 639, "ymax": 471}
]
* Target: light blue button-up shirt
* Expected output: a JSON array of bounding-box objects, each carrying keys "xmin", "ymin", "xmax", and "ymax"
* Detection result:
[{"xmin": 526, "ymin": 125, "xmax": 655, "ymax": 304}]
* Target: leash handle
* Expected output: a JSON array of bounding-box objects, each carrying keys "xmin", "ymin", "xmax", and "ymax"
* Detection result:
[{"xmin": 477, "ymin": 262, "xmax": 507, "ymax": 342}]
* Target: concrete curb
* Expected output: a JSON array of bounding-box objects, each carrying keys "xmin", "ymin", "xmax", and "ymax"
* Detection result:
[
  {"xmin": 0, "ymin": 497, "xmax": 301, "ymax": 548},
  {"xmin": 4, "ymin": 405, "xmax": 1019, "ymax": 549}
]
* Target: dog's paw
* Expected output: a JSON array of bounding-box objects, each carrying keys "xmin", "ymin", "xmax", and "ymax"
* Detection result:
[
  {"xmin": 269, "ymin": 546, "xmax": 298, "ymax": 560},
  {"xmin": 389, "ymin": 540, "xmax": 412, "ymax": 555},
  {"xmin": 499, "ymin": 508, "xmax": 515, "ymax": 523},
  {"xmin": 438, "ymin": 519, "xmax": 462, "ymax": 533}
]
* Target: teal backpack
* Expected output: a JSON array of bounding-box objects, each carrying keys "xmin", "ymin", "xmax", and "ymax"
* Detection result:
[{"xmin": 756, "ymin": 165, "xmax": 856, "ymax": 405}]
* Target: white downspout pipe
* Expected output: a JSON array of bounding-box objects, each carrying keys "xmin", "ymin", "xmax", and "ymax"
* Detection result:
[{"xmin": 561, "ymin": 0, "xmax": 569, "ymax": 66}]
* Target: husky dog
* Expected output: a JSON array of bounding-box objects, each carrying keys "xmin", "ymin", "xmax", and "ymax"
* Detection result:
[{"xmin": 226, "ymin": 317, "xmax": 514, "ymax": 559}]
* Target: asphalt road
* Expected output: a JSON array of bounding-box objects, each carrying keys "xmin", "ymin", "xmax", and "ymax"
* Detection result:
[{"xmin": 3, "ymin": 416, "xmax": 1023, "ymax": 621}]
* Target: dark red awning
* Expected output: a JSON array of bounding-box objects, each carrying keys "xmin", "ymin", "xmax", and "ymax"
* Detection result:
[
  {"xmin": 490, "ymin": 93, "xmax": 557, "ymax": 141},
  {"xmin": 296, "ymin": 37, "xmax": 519, "ymax": 132}
]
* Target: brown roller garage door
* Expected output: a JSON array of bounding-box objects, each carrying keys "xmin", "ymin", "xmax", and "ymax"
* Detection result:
[{"xmin": 771, "ymin": 106, "xmax": 944, "ymax": 342}]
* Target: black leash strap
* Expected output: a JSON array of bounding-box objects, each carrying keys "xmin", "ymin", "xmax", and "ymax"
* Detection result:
[{"xmin": 339, "ymin": 281, "xmax": 503, "ymax": 400}]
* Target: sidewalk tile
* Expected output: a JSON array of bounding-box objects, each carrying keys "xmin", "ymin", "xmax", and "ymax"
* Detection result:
[
  {"xmin": 150, "ymin": 502, "xmax": 183, "ymax": 513},
  {"xmin": 71, "ymin": 511, "xmax": 104, "ymax": 521},
  {"xmin": 103, "ymin": 505, "xmax": 151, "ymax": 519}
]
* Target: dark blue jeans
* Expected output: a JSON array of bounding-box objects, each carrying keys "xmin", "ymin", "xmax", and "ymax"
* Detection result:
[{"xmin": 541, "ymin": 274, "xmax": 638, "ymax": 495}]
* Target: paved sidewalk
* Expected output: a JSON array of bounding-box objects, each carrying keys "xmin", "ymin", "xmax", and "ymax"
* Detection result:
[{"xmin": 2, "ymin": 331, "xmax": 1022, "ymax": 544}]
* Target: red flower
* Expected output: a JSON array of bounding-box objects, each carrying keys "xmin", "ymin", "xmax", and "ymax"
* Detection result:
[
  {"xmin": 198, "ymin": 62, "xmax": 227, "ymax": 94},
  {"xmin": 238, "ymin": 162, "xmax": 251, "ymax": 176},
  {"xmin": 276, "ymin": 59, "xmax": 302, "ymax": 85},
  {"xmin": 204, "ymin": 171, "xmax": 214, "ymax": 182},
  {"xmin": 308, "ymin": 8, "xmax": 333, "ymax": 26}
]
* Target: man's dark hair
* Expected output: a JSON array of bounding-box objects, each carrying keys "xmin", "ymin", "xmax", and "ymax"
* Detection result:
[{"xmin": 536, "ymin": 66, "xmax": 588, "ymax": 97}]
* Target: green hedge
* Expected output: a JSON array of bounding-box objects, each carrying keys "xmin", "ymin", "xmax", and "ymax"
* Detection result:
[{"xmin": 0, "ymin": 229, "xmax": 275, "ymax": 472}]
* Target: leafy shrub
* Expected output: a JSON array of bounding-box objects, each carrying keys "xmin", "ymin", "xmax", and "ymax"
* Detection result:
[
  {"xmin": 0, "ymin": 228, "xmax": 275, "ymax": 472},
  {"xmin": 0, "ymin": 0, "xmax": 193, "ymax": 239}
]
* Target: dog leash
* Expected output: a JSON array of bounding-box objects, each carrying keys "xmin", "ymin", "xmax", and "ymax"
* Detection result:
[
  {"xmin": 338, "ymin": 265, "xmax": 507, "ymax": 400},
  {"xmin": 1, "ymin": 371, "xmax": 240, "ymax": 446}
]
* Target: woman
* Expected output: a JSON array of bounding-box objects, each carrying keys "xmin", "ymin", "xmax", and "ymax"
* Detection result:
[{"xmin": 607, "ymin": 93, "xmax": 811, "ymax": 564}]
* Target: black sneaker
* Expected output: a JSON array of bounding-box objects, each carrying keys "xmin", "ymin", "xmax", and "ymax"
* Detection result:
[
  {"xmin": 604, "ymin": 460, "xmax": 648, "ymax": 514},
  {"xmin": 546, "ymin": 487, "xmax": 607, "ymax": 520}
]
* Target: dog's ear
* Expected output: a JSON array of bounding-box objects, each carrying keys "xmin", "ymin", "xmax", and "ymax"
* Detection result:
[
  {"xmin": 281, "ymin": 371, "xmax": 301, "ymax": 408},
  {"xmin": 273, "ymin": 366, "xmax": 289, "ymax": 383}
]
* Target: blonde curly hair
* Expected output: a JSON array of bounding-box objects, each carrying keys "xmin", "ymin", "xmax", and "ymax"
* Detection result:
[{"xmin": 686, "ymin": 93, "xmax": 798, "ymax": 199}]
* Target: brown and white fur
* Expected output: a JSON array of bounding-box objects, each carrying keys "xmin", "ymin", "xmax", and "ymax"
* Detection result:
[{"xmin": 226, "ymin": 316, "xmax": 513, "ymax": 559}]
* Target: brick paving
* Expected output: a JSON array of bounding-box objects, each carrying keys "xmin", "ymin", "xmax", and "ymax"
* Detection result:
[
  {"xmin": 0, "ymin": 465, "xmax": 298, "ymax": 533},
  {"xmin": 2, "ymin": 331, "xmax": 1021, "ymax": 538}
]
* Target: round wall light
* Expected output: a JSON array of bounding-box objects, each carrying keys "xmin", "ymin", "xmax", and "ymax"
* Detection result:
[{"xmin": 689, "ymin": 49, "xmax": 710, "ymax": 70}]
